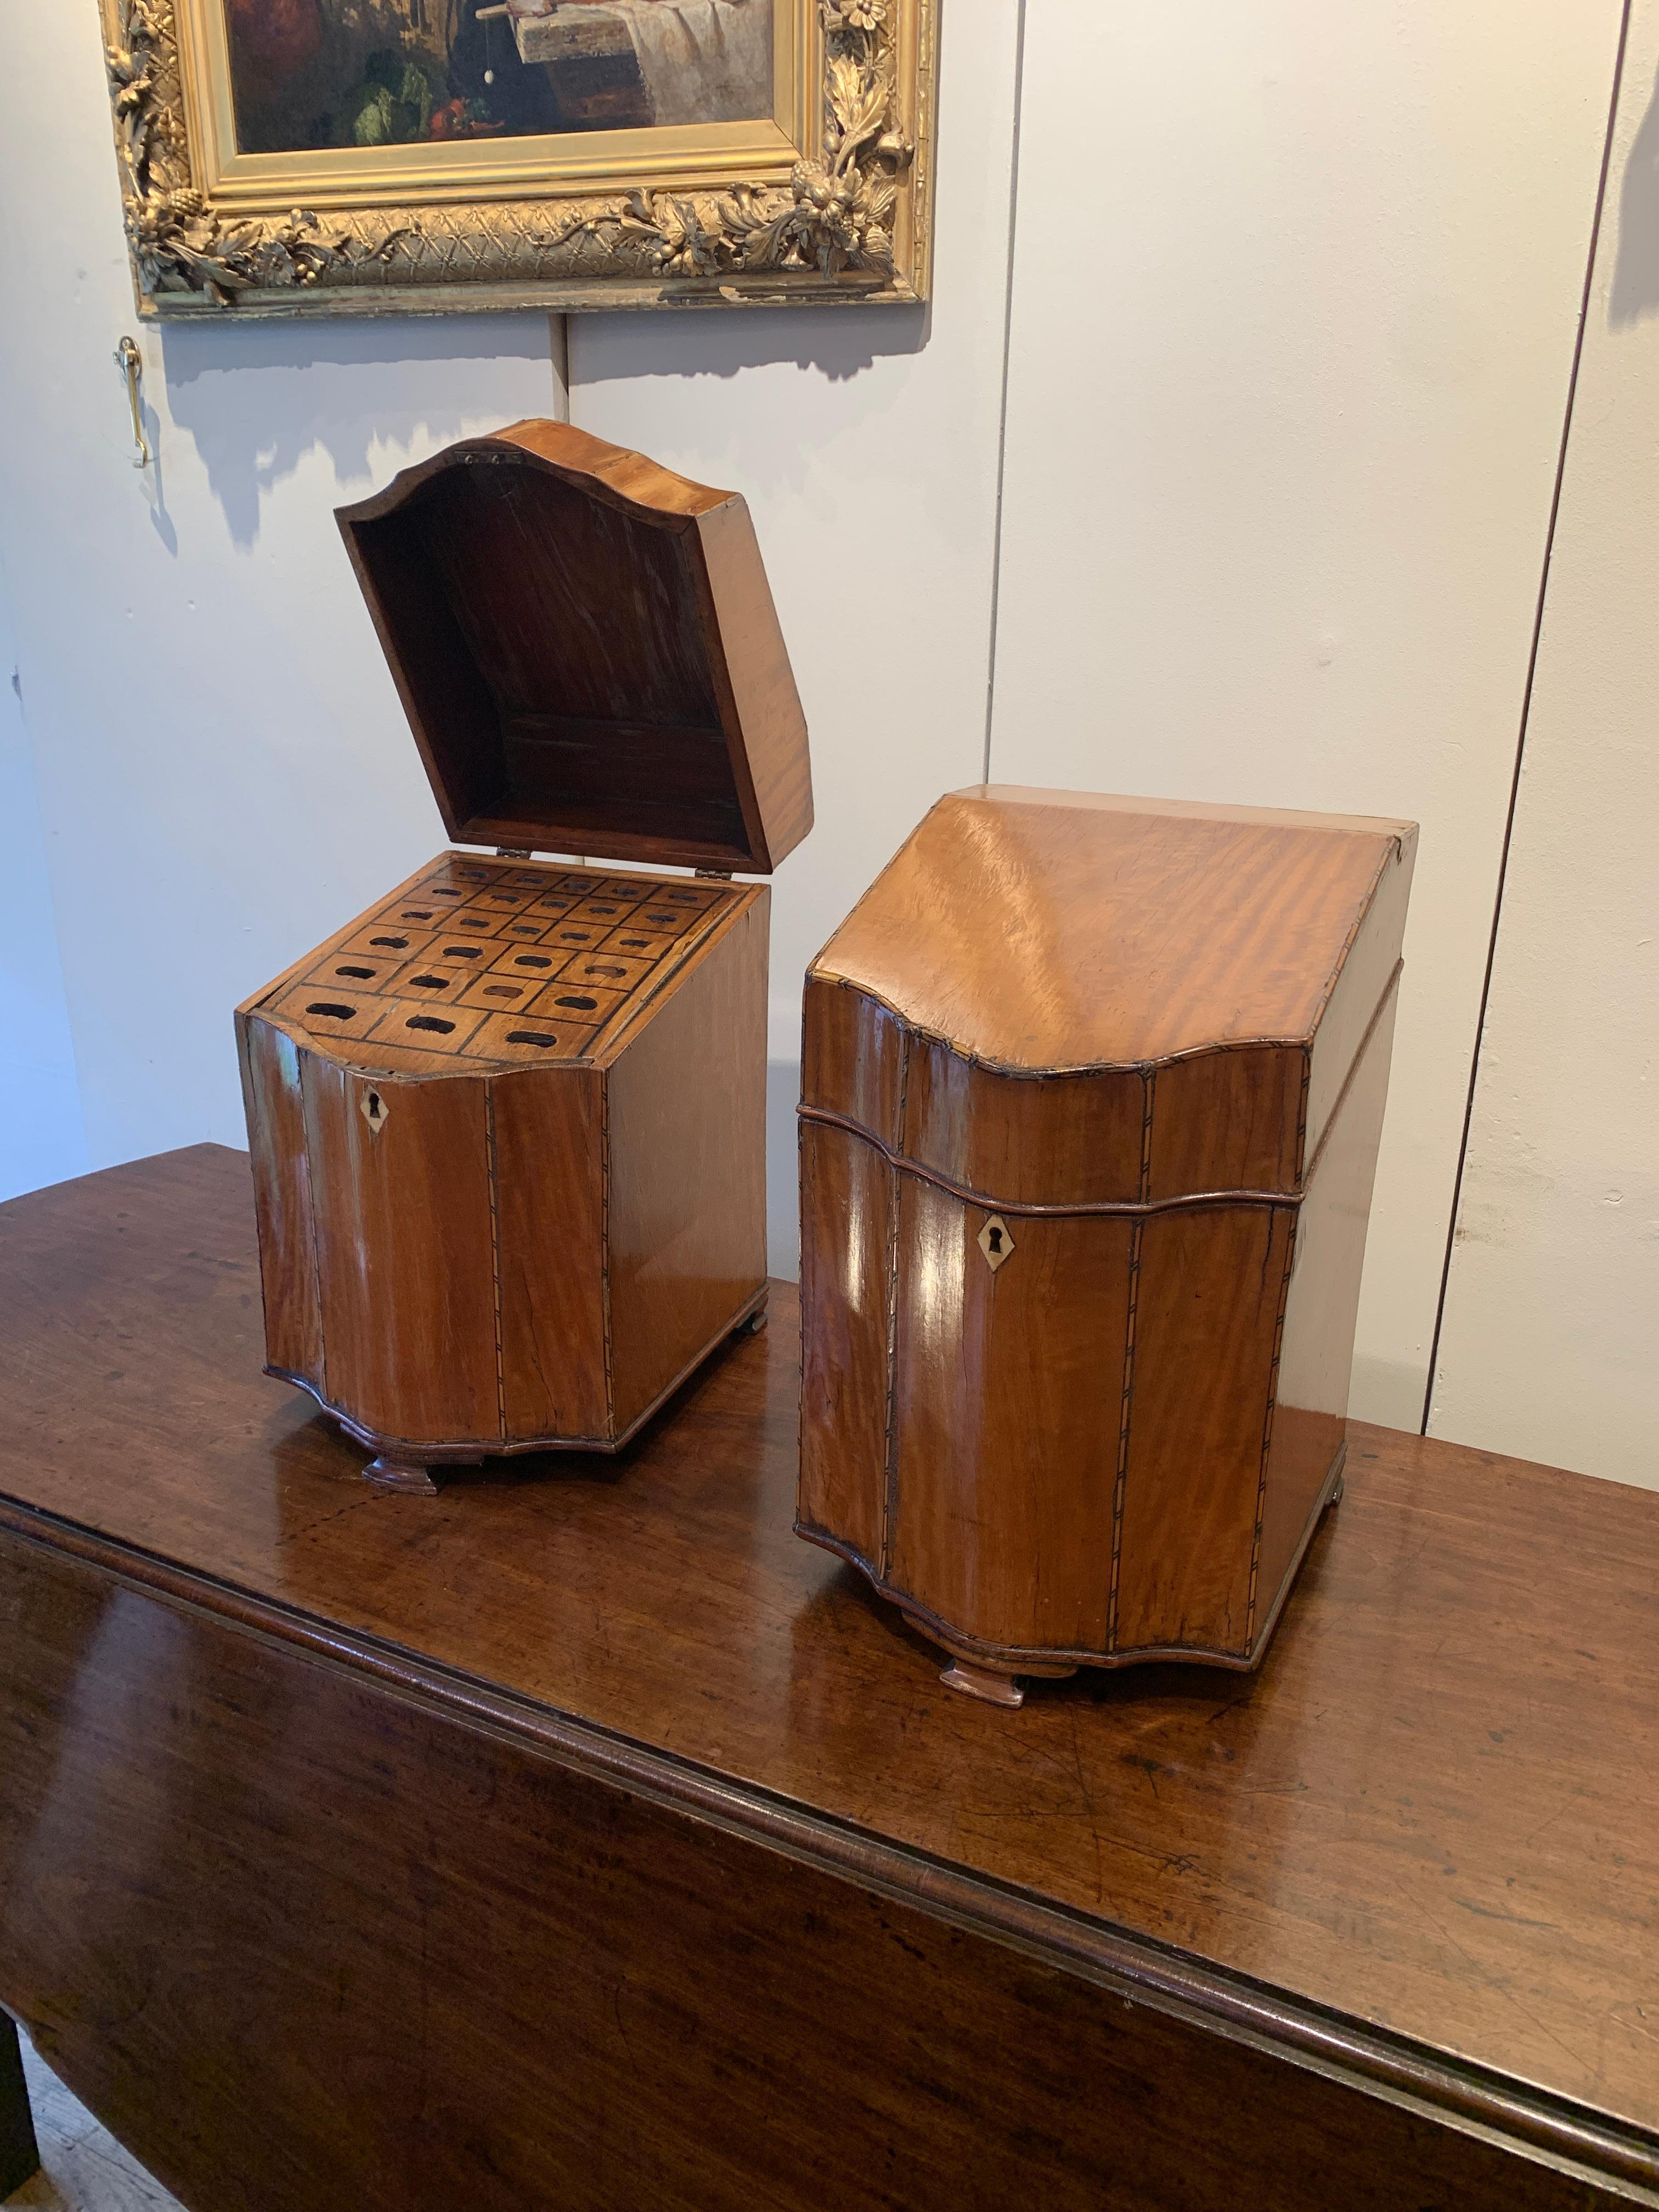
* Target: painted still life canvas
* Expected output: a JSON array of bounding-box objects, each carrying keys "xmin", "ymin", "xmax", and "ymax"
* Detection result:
[
  {"xmin": 98, "ymin": 0, "xmax": 935, "ymax": 315},
  {"xmin": 225, "ymin": 0, "xmax": 776, "ymax": 151}
]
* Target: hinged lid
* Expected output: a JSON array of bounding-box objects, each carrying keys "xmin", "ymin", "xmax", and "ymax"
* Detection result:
[
  {"xmin": 336, "ymin": 420, "xmax": 812, "ymax": 875},
  {"xmin": 804, "ymin": 787, "xmax": 1418, "ymax": 1209},
  {"xmin": 813, "ymin": 787, "xmax": 1415, "ymax": 1071}
]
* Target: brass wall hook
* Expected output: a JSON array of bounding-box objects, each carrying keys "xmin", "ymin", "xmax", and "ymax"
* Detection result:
[{"xmin": 115, "ymin": 336, "xmax": 150, "ymax": 470}]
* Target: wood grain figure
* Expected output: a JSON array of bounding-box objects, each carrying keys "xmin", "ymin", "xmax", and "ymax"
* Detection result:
[
  {"xmin": 798, "ymin": 786, "xmax": 1417, "ymax": 1702},
  {"xmin": 336, "ymin": 420, "xmax": 812, "ymax": 876}
]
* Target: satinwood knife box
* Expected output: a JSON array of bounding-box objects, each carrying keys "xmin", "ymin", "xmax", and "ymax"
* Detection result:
[
  {"xmin": 797, "ymin": 787, "xmax": 1415, "ymax": 1705},
  {"xmin": 236, "ymin": 420, "xmax": 811, "ymax": 1492}
]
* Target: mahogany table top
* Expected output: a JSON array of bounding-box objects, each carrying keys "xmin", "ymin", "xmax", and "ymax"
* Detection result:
[{"xmin": 1, "ymin": 1145, "xmax": 1655, "ymax": 2164}]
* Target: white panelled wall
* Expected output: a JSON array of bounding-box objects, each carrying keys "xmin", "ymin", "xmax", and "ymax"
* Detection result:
[
  {"xmin": 0, "ymin": 3, "xmax": 1654, "ymax": 1482},
  {"xmin": 983, "ymin": 0, "xmax": 1624, "ymax": 1429},
  {"xmin": 1429, "ymin": 11, "xmax": 1659, "ymax": 1486}
]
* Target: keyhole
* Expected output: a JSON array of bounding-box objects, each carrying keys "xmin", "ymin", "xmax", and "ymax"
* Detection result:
[
  {"xmin": 978, "ymin": 1214, "xmax": 1014, "ymax": 1272},
  {"xmin": 359, "ymin": 1087, "xmax": 389, "ymax": 1136}
]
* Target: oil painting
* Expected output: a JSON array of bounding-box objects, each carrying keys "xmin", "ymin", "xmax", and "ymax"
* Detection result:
[
  {"xmin": 225, "ymin": 0, "xmax": 776, "ymax": 151},
  {"xmin": 99, "ymin": 0, "xmax": 935, "ymax": 314}
]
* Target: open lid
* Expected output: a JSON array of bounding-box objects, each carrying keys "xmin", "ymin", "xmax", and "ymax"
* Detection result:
[{"xmin": 336, "ymin": 420, "xmax": 812, "ymax": 874}]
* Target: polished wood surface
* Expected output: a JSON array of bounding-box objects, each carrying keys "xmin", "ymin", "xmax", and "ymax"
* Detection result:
[
  {"xmin": 5, "ymin": 1534, "xmax": 1618, "ymax": 2212},
  {"xmin": 1, "ymin": 1149, "xmax": 1657, "ymax": 2212},
  {"xmin": 810, "ymin": 785, "xmax": 1415, "ymax": 1069},
  {"xmin": 336, "ymin": 420, "xmax": 812, "ymax": 876},
  {"xmin": 606, "ymin": 898, "xmax": 769, "ymax": 1434},
  {"xmin": 238, "ymin": 857, "xmax": 769, "ymax": 1474},
  {"xmin": 799, "ymin": 787, "xmax": 1416, "ymax": 1691}
]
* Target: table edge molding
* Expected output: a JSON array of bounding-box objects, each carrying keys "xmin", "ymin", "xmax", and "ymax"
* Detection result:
[{"xmin": 2, "ymin": 1490, "xmax": 1654, "ymax": 2204}]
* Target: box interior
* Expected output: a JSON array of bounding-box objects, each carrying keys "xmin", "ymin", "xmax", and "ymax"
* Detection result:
[{"xmin": 344, "ymin": 461, "xmax": 757, "ymax": 867}]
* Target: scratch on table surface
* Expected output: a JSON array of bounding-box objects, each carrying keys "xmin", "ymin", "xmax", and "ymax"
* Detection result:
[
  {"xmin": 1453, "ymin": 1898, "xmax": 1562, "ymax": 1932},
  {"xmin": 1069, "ymin": 1705, "xmax": 1105, "ymax": 1905},
  {"xmin": 1206, "ymin": 1694, "xmax": 1251, "ymax": 1725},
  {"xmin": 611, "ymin": 1979, "xmax": 640, "ymax": 2072},
  {"xmin": 287, "ymin": 1488, "xmax": 383, "ymax": 1542},
  {"xmin": 1522, "ymin": 1799, "xmax": 1571, "ymax": 1851},
  {"xmin": 1120, "ymin": 1753, "xmax": 1161, "ymax": 1801},
  {"xmin": 1399, "ymin": 1880, "xmax": 1596, "ymax": 2082}
]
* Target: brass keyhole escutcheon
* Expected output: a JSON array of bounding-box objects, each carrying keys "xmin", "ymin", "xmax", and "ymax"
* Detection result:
[
  {"xmin": 978, "ymin": 1215, "xmax": 1013, "ymax": 1272},
  {"xmin": 360, "ymin": 1087, "xmax": 388, "ymax": 1136}
]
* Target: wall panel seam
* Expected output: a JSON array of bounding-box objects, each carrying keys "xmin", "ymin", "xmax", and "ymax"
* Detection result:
[
  {"xmin": 1421, "ymin": 0, "xmax": 1635, "ymax": 1434},
  {"xmin": 980, "ymin": 0, "xmax": 1029, "ymax": 784}
]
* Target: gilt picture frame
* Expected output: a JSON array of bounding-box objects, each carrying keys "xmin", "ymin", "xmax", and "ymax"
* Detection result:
[{"xmin": 100, "ymin": 0, "xmax": 935, "ymax": 315}]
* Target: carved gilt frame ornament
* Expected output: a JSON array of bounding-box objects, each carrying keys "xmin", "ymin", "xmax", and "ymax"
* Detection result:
[{"xmin": 99, "ymin": 0, "xmax": 935, "ymax": 317}]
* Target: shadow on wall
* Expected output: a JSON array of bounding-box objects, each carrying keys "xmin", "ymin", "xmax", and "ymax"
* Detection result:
[
  {"xmin": 156, "ymin": 312, "xmax": 557, "ymax": 550},
  {"xmin": 766, "ymin": 1054, "xmax": 802, "ymax": 1282},
  {"xmin": 1611, "ymin": 61, "xmax": 1659, "ymax": 327},
  {"xmin": 571, "ymin": 298, "xmax": 929, "ymax": 387}
]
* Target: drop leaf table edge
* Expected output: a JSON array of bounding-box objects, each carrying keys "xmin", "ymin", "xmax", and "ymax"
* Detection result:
[{"xmin": 0, "ymin": 1146, "xmax": 1655, "ymax": 2211}]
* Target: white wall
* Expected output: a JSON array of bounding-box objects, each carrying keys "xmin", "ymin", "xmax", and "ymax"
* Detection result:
[
  {"xmin": 983, "ymin": 0, "xmax": 1625, "ymax": 1427},
  {"xmin": 1430, "ymin": 13, "xmax": 1659, "ymax": 1488},
  {"xmin": 0, "ymin": 0, "xmax": 567, "ymax": 1175},
  {"xmin": 569, "ymin": 0, "xmax": 1024, "ymax": 1274},
  {"xmin": 567, "ymin": 0, "xmax": 1023, "ymax": 1054},
  {"xmin": 0, "ymin": 575, "xmax": 88, "ymax": 1201},
  {"xmin": 1, "ymin": 0, "xmax": 1652, "ymax": 1476}
]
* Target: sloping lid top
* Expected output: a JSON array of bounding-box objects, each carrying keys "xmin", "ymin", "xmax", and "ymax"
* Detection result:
[
  {"xmin": 336, "ymin": 420, "xmax": 812, "ymax": 874},
  {"xmin": 812, "ymin": 787, "xmax": 1418, "ymax": 1070}
]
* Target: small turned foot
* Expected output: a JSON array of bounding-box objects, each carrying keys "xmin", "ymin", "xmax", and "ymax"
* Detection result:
[
  {"xmin": 1327, "ymin": 1472, "xmax": 1345, "ymax": 1509},
  {"xmin": 363, "ymin": 1456, "xmax": 441, "ymax": 1496},
  {"xmin": 941, "ymin": 1658, "xmax": 1026, "ymax": 1709},
  {"xmin": 733, "ymin": 1306, "xmax": 768, "ymax": 1338}
]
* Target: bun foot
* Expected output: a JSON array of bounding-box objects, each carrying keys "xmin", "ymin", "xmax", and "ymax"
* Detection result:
[
  {"xmin": 940, "ymin": 1658, "xmax": 1026, "ymax": 1709},
  {"xmin": 363, "ymin": 1456, "xmax": 441, "ymax": 1496},
  {"xmin": 733, "ymin": 1303, "xmax": 768, "ymax": 1339}
]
